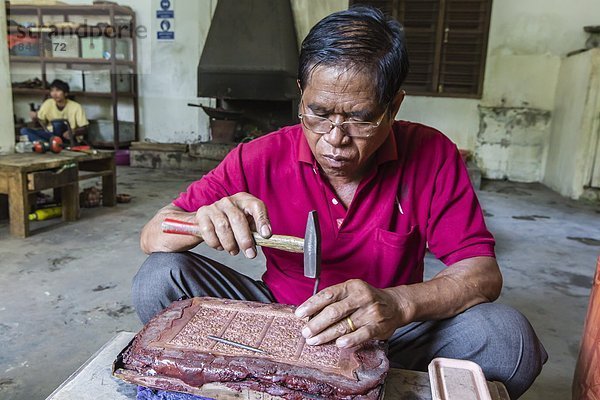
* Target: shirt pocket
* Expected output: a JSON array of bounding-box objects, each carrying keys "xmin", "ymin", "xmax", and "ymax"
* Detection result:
[
  {"xmin": 370, "ymin": 225, "xmax": 423, "ymax": 286},
  {"xmin": 375, "ymin": 225, "xmax": 419, "ymax": 248}
]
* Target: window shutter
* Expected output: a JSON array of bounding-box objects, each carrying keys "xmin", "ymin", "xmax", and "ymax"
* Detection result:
[
  {"xmin": 349, "ymin": 0, "xmax": 395, "ymax": 15},
  {"xmin": 437, "ymin": 0, "xmax": 492, "ymax": 95},
  {"xmin": 397, "ymin": 0, "xmax": 441, "ymax": 93},
  {"xmin": 349, "ymin": 0, "xmax": 492, "ymax": 98}
]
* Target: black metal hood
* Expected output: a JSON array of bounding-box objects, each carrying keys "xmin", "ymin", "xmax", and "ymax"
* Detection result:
[{"xmin": 197, "ymin": 0, "xmax": 299, "ymax": 101}]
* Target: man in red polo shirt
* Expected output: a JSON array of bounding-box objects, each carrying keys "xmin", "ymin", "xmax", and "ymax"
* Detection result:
[{"xmin": 134, "ymin": 6, "xmax": 546, "ymax": 398}]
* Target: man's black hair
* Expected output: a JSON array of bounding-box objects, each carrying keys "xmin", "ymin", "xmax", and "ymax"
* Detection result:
[
  {"xmin": 49, "ymin": 79, "xmax": 70, "ymax": 94},
  {"xmin": 298, "ymin": 6, "xmax": 409, "ymax": 106}
]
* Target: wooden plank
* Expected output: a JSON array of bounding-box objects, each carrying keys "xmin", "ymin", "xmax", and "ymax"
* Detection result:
[
  {"xmin": 78, "ymin": 171, "xmax": 113, "ymax": 181},
  {"xmin": 130, "ymin": 141, "xmax": 188, "ymax": 152},
  {"xmin": 102, "ymin": 157, "xmax": 117, "ymax": 207},
  {"xmin": 27, "ymin": 164, "xmax": 78, "ymax": 191},
  {"xmin": 0, "ymin": 172, "xmax": 8, "ymax": 193},
  {"xmin": 61, "ymin": 181, "xmax": 79, "ymax": 221},
  {"xmin": 0, "ymin": 153, "xmax": 74, "ymax": 173},
  {"xmin": 8, "ymin": 171, "xmax": 29, "ymax": 238}
]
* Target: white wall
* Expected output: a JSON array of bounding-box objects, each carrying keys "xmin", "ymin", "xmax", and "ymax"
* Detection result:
[
  {"xmin": 543, "ymin": 49, "xmax": 600, "ymax": 198},
  {"xmin": 291, "ymin": 0, "xmax": 348, "ymax": 49},
  {"xmin": 0, "ymin": 5, "xmax": 15, "ymax": 154},
  {"xmin": 398, "ymin": 0, "xmax": 600, "ymax": 182},
  {"xmin": 9, "ymin": 0, "xmax": 599, "ymax": 178},
  {"xmin": 125, "ymin": 0, "xmax": 217, "ymax": 143}
]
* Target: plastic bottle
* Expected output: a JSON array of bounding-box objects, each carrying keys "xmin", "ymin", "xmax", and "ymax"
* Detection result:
[
  {"xmin": 15, "ymin": 135, "xmax": 33, "ymax": 153},
  {"xmin": 28, "ymin": 206, "xmax": 62, "ymax": 221}
]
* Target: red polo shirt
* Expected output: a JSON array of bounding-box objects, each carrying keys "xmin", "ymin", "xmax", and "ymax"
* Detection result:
[{"xmin": 173, "ymin": 122, "xmax": 495, "ymax": 305}]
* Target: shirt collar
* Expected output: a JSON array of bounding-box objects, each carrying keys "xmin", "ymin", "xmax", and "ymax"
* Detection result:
[{"xmin": 297, "ymin": 126, "xmax": 398, "ymax": 166}]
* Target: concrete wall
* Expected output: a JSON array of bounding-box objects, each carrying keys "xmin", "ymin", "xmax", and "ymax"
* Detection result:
[
  {"xmin": 7, "ymin": 0, "xmax": 600, "ymax": 186},
  {"xmin": 398, "ymin": 0, "xmax": 600, "ymax": 182},
  {"xmin": 543, "ymin": 49, "xmax": 600, "ymax": 199},
  {"xmin": 0, "ymin": 5, "xmax": 15, "ymax": 154},
  {"xmin": 291, "ymin": 0, "xmax": 348, "ymax": 49}
]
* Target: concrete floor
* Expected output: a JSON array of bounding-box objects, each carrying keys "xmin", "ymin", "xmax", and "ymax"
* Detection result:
[{"xmin": 0, "ymin": 166, "xmax": 599, "ymax": 400}]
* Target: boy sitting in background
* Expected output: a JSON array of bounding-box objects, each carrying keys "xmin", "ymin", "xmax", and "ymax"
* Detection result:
[{"xmin": 21, "ymin": 79, "xmax": 89, "ymax": 144}]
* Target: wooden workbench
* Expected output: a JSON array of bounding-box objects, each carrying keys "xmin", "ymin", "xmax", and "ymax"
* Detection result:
[
  {"xmin": 46, "ymin": 332, "xmax": 510, "ymax": 400},
  {"xmin": 0, "ymin": 151, "xmax": 115, "ymax": 238}
]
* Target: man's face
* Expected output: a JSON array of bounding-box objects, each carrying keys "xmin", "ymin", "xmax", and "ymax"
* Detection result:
[
  {"xmin": 300, "ymin": 66, "xmax": 397, "ymax": 181},
  {"xmin": 50, "ymin": 87, "xmax": 66, "ymax": 103}
]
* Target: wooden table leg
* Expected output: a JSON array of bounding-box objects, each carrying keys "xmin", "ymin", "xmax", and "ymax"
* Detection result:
[
  {"xmin": 8, "ymin": 171, "xmax": 29, "ymax": 238},
  {"xmin": 62, "ymin": 181, "xmax": 79, "ymax": 221},
  {"xmin": 102, "ymin": 157, "xmax": 116, "ymax": 207}
]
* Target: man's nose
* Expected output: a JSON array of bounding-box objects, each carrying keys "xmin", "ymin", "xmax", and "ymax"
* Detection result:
[{"xmin": 324, "ymin": 120, "xmax": 350, "ymax": 147}]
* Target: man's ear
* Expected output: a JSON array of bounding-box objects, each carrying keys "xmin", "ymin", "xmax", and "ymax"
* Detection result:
[{"xmin": 389, "ymin": 90, "xmax": 406, "ymax": 118}]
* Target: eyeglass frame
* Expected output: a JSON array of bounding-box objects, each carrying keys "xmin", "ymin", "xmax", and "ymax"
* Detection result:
[{"xmin": 297, "ymin": 97, "xmax": 390, "ymax": 138}]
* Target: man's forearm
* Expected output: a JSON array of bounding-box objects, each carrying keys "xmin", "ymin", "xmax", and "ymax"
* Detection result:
[
  {"xmin": 385, "ymin": 256, "xmax": 503, "ymax": 323},
  {"xmin": 74, "ymin": 126, "xmax": 87, "ymax": 137},
  {"xmin": 140, "ymin": 204, "xmax": 202, "ymax": 254}
]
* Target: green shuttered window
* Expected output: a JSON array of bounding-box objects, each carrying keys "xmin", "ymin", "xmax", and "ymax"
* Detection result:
[{"xmin": 349, "ymin": 0, "xmax": 492, "ymax": 98}]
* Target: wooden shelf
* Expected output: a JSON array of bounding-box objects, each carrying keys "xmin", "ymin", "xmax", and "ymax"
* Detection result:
[
  {"xmin": 10, "ymin": 56, "xmax": 135, "ymax": 67},
  {"xmin": 7, "ymin": 4, "xmax": 135, "ymax": 17},
  {"xmin": 7, "ymin": 25, "xmax": 134, "ymax": 38},
  {"xmin": 11, "ymin": 88, "xmax": 137, "ymax": 99},
  {"xmin": 6, "ymin": 3, "xmax": 139, "ymax": 150}
]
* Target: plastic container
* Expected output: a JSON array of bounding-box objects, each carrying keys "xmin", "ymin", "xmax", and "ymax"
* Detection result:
[
  {"xmin": 49, "ymin": 35, "xmax": 79, "ymax": 58},
  {"xmin": 115, "ymin": 149, "xmax": 130, "ymax": 166},
  {"xmin": 80, "ymin": 37, "xmax": 130, "ymax": 60},
  {"xmin": 83, "ymin": 68, "xmax": 131, "ymax": 93},
  {"xmin": 8, "ymin": 34, "xmax": 39, "ymax": 56},
  {"xmin": 15, "ymin": 135, "xmax": 33, "ymax": 153},
  {"xmin": 88, "ymin": 119, "xmax": 135, "ymax": 146},
  {"xmin": 428, "ymin": 358, "xmax": 492, "ymax": 400},
  {"xmin": 47, "ymin": 67, "xmax": 84, "ymax": 92},
  {"xmin": 29, "ymin": 206, "xmax": 62, "ymax": 221}
]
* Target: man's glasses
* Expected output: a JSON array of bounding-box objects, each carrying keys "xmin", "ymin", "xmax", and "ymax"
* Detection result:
[{"xmin": 298, "ymin": 101, "xmax": 388, "ymax": 138}]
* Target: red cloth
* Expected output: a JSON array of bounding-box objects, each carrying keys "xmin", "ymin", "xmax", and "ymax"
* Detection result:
[{"xmin": 174, "ymin": 122, "xmax": 495, "ymax": 305}]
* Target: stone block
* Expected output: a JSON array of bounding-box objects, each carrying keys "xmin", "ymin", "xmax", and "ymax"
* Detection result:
[
  {"xmin": 476, "ymin": 106, "xmax": 552, "ymax": 182},
  {"xmin": 189, "ymin": 142, "xmax": 236, "ymax": 161},
  {"xmin": 130, "ymin": 150, "xmax": 220, "ymax": 171}
]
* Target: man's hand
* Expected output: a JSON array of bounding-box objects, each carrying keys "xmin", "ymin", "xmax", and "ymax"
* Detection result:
[
  {"xmin": 294, "ymin": 257, "xmax": 502, "ymax": 349},
  {"xmin": 294, "ymin": 279, "xmax": 409, "ymax": 349},
  {"xmin": 140, "ymin": 193, "xmax": 271, "ymax": 257},
  {"xmin": 195, "ymin": 192, "xmax": 271, "ymax": 258},
  {"xmin": 141, "ymin": 204, "xmax": 201, "ymax": 254}
]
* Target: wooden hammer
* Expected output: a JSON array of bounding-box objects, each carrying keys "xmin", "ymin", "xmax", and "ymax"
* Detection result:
[{"xmin": 161, "ymin": 211, "xmax": 322, "ymax": 294}]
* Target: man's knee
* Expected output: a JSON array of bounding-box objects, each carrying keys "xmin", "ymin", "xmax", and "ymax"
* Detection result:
[
  {"xmin": 458, "ymin": 303, "xmax": 547, "ymax": 398},
  {"xmin": 132, "ymin": 252, "xmax": 195, "ymax": 322}
]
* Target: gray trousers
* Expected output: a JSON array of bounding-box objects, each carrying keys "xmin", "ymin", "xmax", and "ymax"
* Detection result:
[{"xmin": 132, "ymin": 252, "xmax": 548, "ymax": 399}]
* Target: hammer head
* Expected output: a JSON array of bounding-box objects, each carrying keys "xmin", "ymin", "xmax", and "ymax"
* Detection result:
[{"xmin": 303, "ymin": 210, "xmax": 321, "ymax": 279}]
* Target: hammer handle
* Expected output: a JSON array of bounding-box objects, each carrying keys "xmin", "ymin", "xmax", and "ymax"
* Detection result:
[{"xmin": 162, "ymin": 218, "xmax": 304, "ymax": 253}]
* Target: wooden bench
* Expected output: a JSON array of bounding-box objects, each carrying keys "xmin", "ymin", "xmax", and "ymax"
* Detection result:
[
  {"xmin": 0, "ymin": 150, "xmax": 115, "ymax": 238},
  {"xmin": 46, "ymin": 332, "xmax": 510, "ymax": 400}
]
